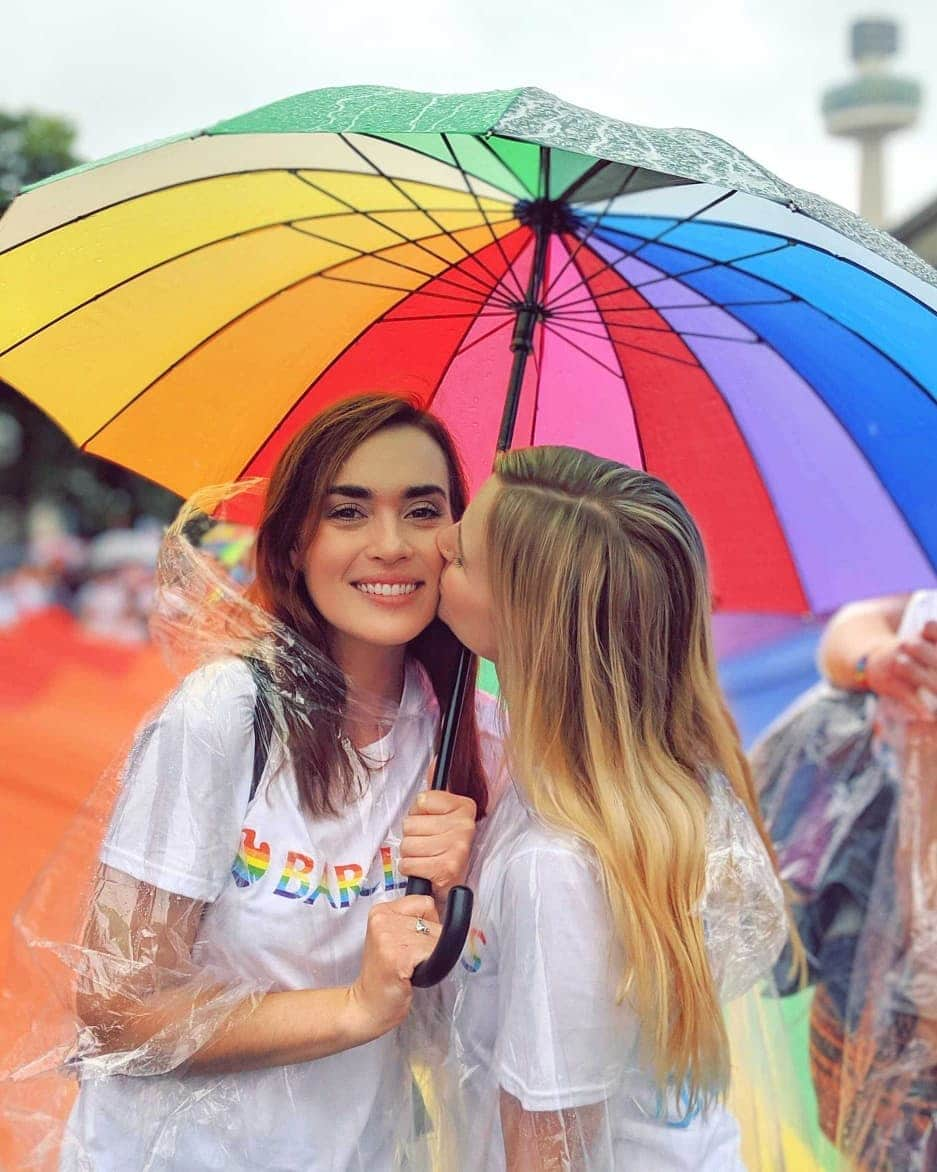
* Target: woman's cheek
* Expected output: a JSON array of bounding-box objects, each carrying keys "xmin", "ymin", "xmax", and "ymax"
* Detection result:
[{"xmin": 419, "ymin": 534, "xmax": 447, "ymax": 582}]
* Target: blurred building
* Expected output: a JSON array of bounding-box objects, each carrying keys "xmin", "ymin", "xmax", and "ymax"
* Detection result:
[
  {"xmin": 820, "ymin": 18, "xmax": 936, "ymax": 268},
  {"xmin": 822, "ymin": 17, "xmax": 922, "ymax": 227},
  {"xmin": 892, "ymin": 196, "xmax": 937, "ymax": 267}
]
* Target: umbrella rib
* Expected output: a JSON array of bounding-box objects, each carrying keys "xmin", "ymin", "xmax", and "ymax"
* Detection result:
[
  {"xmin": 618, "ymin": 243, "xmax": 937, "ymax": 416},
  {"xmin": 423, "ymin": 288, "xmax": 518, "ymax": 419},
  {"xmin": 522, "ymin": 317, "xmax": 546, "ymax": 449},
  {"xmin": 558, "ymin": 235, "xmax": 937, "ymax": 572},
  {"xmin": 555, "ymin": 159, "xmax": 616, "ymax": 203},
  {"xmin": 696, "ymin": 304, "xmax": 937, "ymax": 576},
  {"xmin": 548, "ymin": 296, "xmax": 794, "ymax": 317},
  {"xmin": 546, "ymin": 242, "xmax": 649, "ymax": 469},
  {"xmin": 0, "ymin": 208, "xmax": 511, "ymax": 358},
  {"xmin": 451, "ymin": 315, "xmax": 514, "ymax": 358},
  {"xmin": 548, "ymin": 241, "xmax": 794, "ymax": 315},
  {"xmin": 336, "ymin": 133, "xmax": 517, "ymax": 298},
  {"xmin": 237, "ymin": 274, "xmax": 499, "ymax": 481},
  {"xmin": 289, "ymin": 167, "xmax": 513, "ymax": 303},
  {"xmin": 545, "ymin": 319, "xmax": 702, "ymax": 370},
  {"xmin": 370, "ymin": 309, "xmax": 509, "ymax": 324},
  {"xmin": 538, "ymin": 321, "xmax": 627, "ymax": 378},
  {"xmin": 0, "ymin": 219, "xmax": 333, "ymax": 357},
  {"xmin": 630, "ymin": 241, "xmax": 794, "ymax": 295},
  {"xmin": 80, "ymin": 264, "xmax": 385, "ymax": 450},
  {"xmin": 566, "ymin": 232, "xmax": 937, "ymax": 429},
  {"xmin": 550, "ymin": 318, "xmax": 760, "ymax": 346},
  {"xmin": 85, "ymin": 225, "xmax": 527, "ymax": 458},
  {"xmin": 547, "ymin": 190, "xmax": 741, "ymax": 312},
  {"xmin": 438, "ymin": 134, "xmax": 529, "ymax": 303},
  {"xmin": 540, "ymin": 167, "xmax": 639, "ymax": 302},
  {"xmin": 683, "ymin": 356, "xmax": 812, "ymax": 606},
  {"xmin": 285, "ymin": 222, "xmax": 514, "ymax": 306},
  {"xmin": 316, "ymin": 270, "xmax": 502, "ymax": 308},
  {"xmin": 474, "ymin": 134, "xmax": 538, "ymax": 200},
  {"xmin": 0, "ymin": 160, "xmax": 505, "ymax": 256},
  {"xmin": 697, "ymin": 341, "xmax": 937, "ymax": 599}
]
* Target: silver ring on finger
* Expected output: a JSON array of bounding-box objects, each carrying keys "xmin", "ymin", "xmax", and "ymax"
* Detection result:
[{"xmin": 415, "ymin": 917, "xmax": 430, "ymax": 935}]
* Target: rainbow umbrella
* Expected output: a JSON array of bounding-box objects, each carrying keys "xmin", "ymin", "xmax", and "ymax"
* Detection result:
[{"xmin": 2, "ymin": 85, "xmax": 936, "ymax": 614}]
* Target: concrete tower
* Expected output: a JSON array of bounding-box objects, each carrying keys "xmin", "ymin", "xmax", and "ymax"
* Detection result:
[{"xmin": 822, "ymin": 18, "xmax": 922, "ymax": 226}]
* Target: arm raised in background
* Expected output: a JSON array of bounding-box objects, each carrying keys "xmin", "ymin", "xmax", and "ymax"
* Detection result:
[{"xmin": 818, "ymin": 594, "xmax": 937, "ymax": 718}]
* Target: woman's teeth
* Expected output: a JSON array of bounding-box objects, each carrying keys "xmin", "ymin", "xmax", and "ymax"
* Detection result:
[{"xmin": 355, "ymin": 583, "xmax": 419, "ymax": 596}]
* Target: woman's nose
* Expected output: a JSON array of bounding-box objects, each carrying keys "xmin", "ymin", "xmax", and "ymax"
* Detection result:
[{"xmin": 370, "ymin": 516, "xmax": 410, "ymax": 559}]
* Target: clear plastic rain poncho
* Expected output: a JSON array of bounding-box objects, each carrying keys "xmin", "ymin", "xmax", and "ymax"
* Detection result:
[
  {"xmin": 0, "ymin": 487, "xmax": 817, "ymax": 1171},
  {"xmin": 0, "ymin": 488, "xmax": 491, "ymax": 1172},
  {"xmin": 427, "ymin": 765, "xmax": 799, "ymax": 1172},
  {"xmin": 753, "ymin": 591, "xmax": 937, "ymax": 1170}
]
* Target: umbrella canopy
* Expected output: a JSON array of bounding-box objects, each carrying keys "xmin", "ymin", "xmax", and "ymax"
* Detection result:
[{"xmin": 2, "ymin": 85, "xmax": 937, "ymax": 613}]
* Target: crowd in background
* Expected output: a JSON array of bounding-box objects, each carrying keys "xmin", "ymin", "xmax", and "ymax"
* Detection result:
[{"xmin": 0, "ymin": 514, "xmax": 162, "ymax": 643}]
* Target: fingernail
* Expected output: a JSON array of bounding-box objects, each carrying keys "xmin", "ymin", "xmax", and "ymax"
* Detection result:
[{"xmin": 417, "ymin": 794, "xmax": 428, "ymax": 810}]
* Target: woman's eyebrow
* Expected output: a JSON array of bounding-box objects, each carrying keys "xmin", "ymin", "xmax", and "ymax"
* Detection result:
[
  {"xmin": 328, "ymin": 484, "xmax": 371, "ymax": 499},
  {"xmin": 402, "ymin": 484, "xmax": 447, "ymax": 500},
  {"xmin": 327, "ymin": 484, "xmax": 447, "ymax": 501}
]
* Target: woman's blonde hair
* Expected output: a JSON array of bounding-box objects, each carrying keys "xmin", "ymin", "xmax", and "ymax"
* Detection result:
[{"xmin": 488, "ymin": 446, "xmax": 781, "ymax": 1110}]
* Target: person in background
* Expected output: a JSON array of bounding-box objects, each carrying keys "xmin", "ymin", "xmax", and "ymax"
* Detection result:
[{"xmin": 754, "ymin": 591, "xmax": 937, "ymax": 1170}]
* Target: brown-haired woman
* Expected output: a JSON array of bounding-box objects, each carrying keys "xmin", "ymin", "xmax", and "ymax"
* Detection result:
[{"xmin": 62, "ymin": 394, "xmax": 498, "ymax": 1171}]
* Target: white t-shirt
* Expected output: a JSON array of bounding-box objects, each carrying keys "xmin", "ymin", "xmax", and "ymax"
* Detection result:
[
  {"xmin": 445, "ymin": 776, "xmax": 787, "ymax": 1171},
  {"xmin": 62, "ymin": 656, "xmax": 503, "ymax": 1172}
]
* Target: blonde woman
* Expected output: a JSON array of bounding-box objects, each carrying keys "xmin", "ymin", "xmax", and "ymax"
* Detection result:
[{"xmin": 434, "ymin": 446, "xmax": 789, "ymax": 1171}]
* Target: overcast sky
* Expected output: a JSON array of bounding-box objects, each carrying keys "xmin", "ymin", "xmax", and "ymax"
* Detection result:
[{"xmin": 5, "ymin": 0, "xmax": 937, "ymax": 227}]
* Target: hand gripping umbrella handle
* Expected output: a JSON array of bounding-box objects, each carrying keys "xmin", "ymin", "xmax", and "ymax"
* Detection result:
[
  {"xmin": 407, "ymin": 645, "xmax": 474, "ymax": 989},
  {"xmin": 407, "ymin": 878, "xmax": 474, "ymax": 989}
]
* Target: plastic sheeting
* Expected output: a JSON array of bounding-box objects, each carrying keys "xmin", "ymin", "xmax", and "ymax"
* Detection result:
[
  {"xmin": 431, "ymin": 772, "xmax": 791, "ymax": 1171},
  {"xmin": 753, "ymin": 591, "xmax": 937, "ymax": 1170},
  {"xmin": 0, "ymin": 492, "xmax": 464, "ymax": 1171},
  {"xmin": 0, "ymin": 490, "xmax": 814, "ymax": 1171}
]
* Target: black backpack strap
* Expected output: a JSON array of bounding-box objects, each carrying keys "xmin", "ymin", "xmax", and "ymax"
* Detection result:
[{"xmin": 245, "ymin": 657, "xmax": 274, "ymax": 803}]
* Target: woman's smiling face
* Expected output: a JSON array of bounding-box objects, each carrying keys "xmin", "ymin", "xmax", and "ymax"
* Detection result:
[
  {"xmin": 301, "ymin": 425, "xmax": 453, "ymax": 659},
  {"xmin": 436, "ymin": 474, "xmax": 500, "ymax": 663}
]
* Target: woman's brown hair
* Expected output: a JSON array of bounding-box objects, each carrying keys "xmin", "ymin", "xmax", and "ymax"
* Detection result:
[{"xmin": 250, "ymin": 392, "xmax": 487, "ymax": 819}]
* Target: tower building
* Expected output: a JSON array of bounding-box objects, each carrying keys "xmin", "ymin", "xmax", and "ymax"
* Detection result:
[{"xmin": 822, "ymin": 18, "xmax": 922, "ymax": 226}]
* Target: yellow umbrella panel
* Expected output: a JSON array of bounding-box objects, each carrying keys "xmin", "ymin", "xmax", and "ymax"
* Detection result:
[{"xmin": 0, "ymin": 127, "xmax": 524, "ymax": 495}]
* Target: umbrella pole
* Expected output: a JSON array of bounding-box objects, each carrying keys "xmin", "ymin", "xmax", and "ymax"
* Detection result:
[
  {"xmin": 435, "ymin": 147, "xmax": 553, "ymax": 792},
  {"xmin": 422, "ymin": 147, "xmax": 553, "ymax": 802},
  {"xmin": 409, "ymin": 152, "xmax": 553, "ymax": 986},
  {"xmin": 498, "ymin": 194, "xmax": 552, "ymax": 448}
]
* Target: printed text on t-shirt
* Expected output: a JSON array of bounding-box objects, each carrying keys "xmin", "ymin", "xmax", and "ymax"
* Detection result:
[{"xmin": 232, "ymin": 827, "xmax": 406, "ymax": 907}]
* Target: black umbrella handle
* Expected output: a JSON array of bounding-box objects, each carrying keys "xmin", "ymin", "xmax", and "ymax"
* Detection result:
[
  {"xmin": 407, "ymin": 646, "xmax": 474, "ymax": 988},
  {"xmin": 408, "ymin": 881, "xmax": 474, "ymax": 988}
]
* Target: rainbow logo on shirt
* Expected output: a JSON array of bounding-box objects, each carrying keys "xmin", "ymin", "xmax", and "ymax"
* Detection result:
[
  {"xmin": 460, "ymin": 926, "xmax": 487, "ymax": 973},
  {"xmin": 248, "ymin": 838, "xmax": 407, "ymax": 908},
  {"xmin": 334, "ymin": 863, "xmax": 364, "ymax": 908},
  {"xmin": 232, "ymin": 828, "xmax": 271, "ymax": 888},
  {"xmin": 274, "ymin": 851, "xmax": 316, "ymax": 900}
]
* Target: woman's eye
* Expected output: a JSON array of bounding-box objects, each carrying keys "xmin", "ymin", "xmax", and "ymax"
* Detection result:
[
  {"xmin": 406, "ymin": 504, "xmax": 443, "ymax": 521},
  {"xmin": 328, "ymin": 505, "xmax": 365, "ymax": 521}
]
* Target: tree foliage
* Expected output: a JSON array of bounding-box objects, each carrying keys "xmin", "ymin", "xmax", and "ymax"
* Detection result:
[
  {"xmin": 1, "ymin": 110, "xmax": 180, "ymax": 539},
  {"xmin": 0, "ymin": 110, "xmax": 82, "ymax": 210}
]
